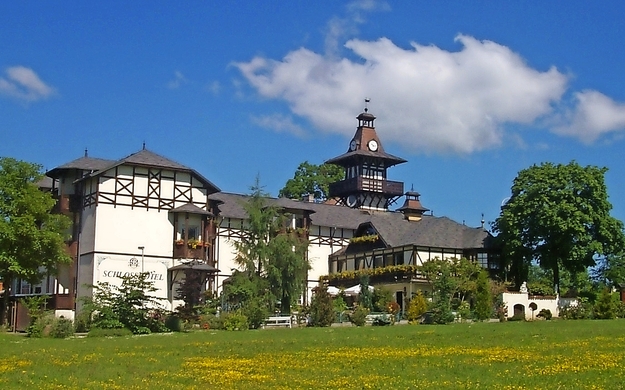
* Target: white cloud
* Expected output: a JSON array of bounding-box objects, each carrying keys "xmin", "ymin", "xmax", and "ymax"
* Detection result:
[
  {"xmin": 251, "ymin": 114, "xmax": 306, "ymax": 137},
  {"xmin": 0, "ymin": 66, "xmax": 55, "ymax": 102},
  {"xmin": 235, "ymin": 35, "xmax": 568, "ymax": 154},
  {"xmin": 553, "ymin": 90, "xmax": 625, "ymax": 143},
  {"xmin": 167, "ymin": 71, "xmax": 187, "ymax": 89},
  {"xmin": 324, "ymin": 0, "xmax": 390, "ymax": 56},
  {"xmin": 205, "ymin": 80, "xmax": 221, "ymax": 95}
]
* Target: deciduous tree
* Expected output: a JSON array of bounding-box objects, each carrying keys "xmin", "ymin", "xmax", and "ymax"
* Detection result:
[
  {"xmin": 492, "ymin": 162, "xmax": 625, "ymax": 293},
  {"xmin": 279, "ymin": 162, "xmax": 343, "ymax": 201},
  {"xmin": 0, "ymin": 158, "xmax": 72, "ymax": 325}
]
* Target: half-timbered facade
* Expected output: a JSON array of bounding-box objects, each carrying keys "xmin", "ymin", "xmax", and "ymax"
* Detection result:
[
  {"xmin": 8, "ymin": 107, "xmax": 498, "ymax": 327},
  {"xmin": 9, "ymin": 148, "xmax": 222, "ymax": 329}
]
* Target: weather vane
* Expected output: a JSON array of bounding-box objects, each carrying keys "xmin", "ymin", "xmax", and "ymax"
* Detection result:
[{"xmin": 364, "ymin": 97, "xmax": 371, "ymax": 112}]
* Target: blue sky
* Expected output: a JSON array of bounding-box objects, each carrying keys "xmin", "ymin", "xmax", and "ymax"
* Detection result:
[{"xmin": 2, "ymin": 1, "xmax": 625, "ymax": 230}]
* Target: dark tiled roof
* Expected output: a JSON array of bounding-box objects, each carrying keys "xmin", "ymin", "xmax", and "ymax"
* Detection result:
[
  {"xmin": 208, "ymin": 192, "xmax": 493, "ymax": 251},
  {"xmin": 71, "ymin": 149, "xmax": 220, "ymax": 193},
  {"xmin": 36, "ymin": 176, "xmax": 54, "ymax": 189},
  {"xmin": 365, "ymin": 213, "xmax": 493, "ymax": 249},
  {"xmin": 208, "ymin": 192, "xmax": 370, "ymax": 229},
  {"xmin": 118, "ymin": 149, "xmax": 191, "ymax": 170},
  {"xmin": 46, "ymin": 156, "xmax": 115, "ymax": 178},
  {"xmin": 325, "ymin": 149, "xmax": 406, "ymax": 167},
  {"xmin": 170, "ymin": 203, "xmax": 213, "ymax": 216}
]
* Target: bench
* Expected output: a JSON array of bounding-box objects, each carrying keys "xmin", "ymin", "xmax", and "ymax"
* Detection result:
[{"xmin": 263, "ymin": 316, "xmax": 292, "ymax": 328}]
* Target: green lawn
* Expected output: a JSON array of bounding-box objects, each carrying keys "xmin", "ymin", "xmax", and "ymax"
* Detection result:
[{"xmin": 1, "ymin": 320, "xmax": 624, "ymax": 389}]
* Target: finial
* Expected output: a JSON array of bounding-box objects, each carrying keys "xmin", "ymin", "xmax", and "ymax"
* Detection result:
[
  {"xmin": 84, "ymin": 148, "xmax": 88, "ymax": 157},
  {"xmin": 142, "ymin": 141, "xmax": 146, "ymax": 150},
  {"xmin": 481, "ymin": 213, "xmax": 485, "ymax": 228},
  {"xmin": 364, "ymin": 97, "xmax": 370, "ymax": 112},
  {"xmin": 410, "ymin": 184, "xmax": 415, "ymax": 192}
]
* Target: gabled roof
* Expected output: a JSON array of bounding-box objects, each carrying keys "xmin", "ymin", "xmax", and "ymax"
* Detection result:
[
  {"xmin": 75, "ymin": 149, "xmax": 220, "ymax": 193},
  {"xmin": 208, "ymin": 192, "xmax": 371, "ymax": 229},
  {"xmin": 170, "ymin": 203, "xmax": 213, "ymax": 216},
  {"xmin": 359, "ymin": 212, "xmax": 494, "ymax": 250},
  {"xmin": 46, "ymin": 156, "xmax": 116, "ymax": 178},
  {"xmin": 209, "ymin": 192, "xmax": 494, "ymax": 252}
]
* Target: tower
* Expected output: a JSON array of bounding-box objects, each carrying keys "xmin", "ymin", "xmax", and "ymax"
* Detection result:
[{"xmin": 326, "ymin": 102, "xmax": 406, "ymax": 210}]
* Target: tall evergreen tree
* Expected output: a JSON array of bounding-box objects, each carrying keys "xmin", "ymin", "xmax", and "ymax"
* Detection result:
[
  {"xmin": 231, "ymin": 177, "xmax": 310, "ymax": 314},
  {"xmin": 473, "ymin": 270, "xmax": 492, "ymax": 321}
]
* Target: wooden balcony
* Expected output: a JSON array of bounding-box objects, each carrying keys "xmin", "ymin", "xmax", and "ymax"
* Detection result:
[
  {"xmin": 173, "ymin": 241, "xmax": 208, "ymax": 260},
  {"xmin": 53, "ymin": 194, "xmax": 81, "ymax": 214},
  {"xmin": 50, "ymin": 294, "xmax": 74, "ymax": 310},
  {"xmin": 329, "ymin": 177, "xmax": 404, "ymax": 198}
]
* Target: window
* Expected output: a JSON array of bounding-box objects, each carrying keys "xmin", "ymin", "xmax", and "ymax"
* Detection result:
[
  {"xmin": 20, "ymin": 280, "xmax": 31, "ymax": 295},
  {"xmin": 477, "ymin": 253, "xmax": 488, "ymax": 269},
  {"xmin": 181, "ymin": 225, "xmax": 199, "ymax": 240},
  {"xmin": 394, "ymin": 252, "xmax": 404, "ymax": 266}
]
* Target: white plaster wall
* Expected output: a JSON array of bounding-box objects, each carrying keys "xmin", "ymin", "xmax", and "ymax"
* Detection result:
[
  {"xmin": 214, "ymin": 235, "xmax": 239, "ymax": 292},
  {"xmin": 76, "ymin": 253, "xmax": 94, "ymax": 313},
  {"xmin": 93, "ymin": 204, "xmax": 174, "ymax": 255},
  {"xmin": 98, "ymin": 173, "xmax": 116, "ymax": 192},
  {"xmin": 501, "ymin": 292, "xmax": 563, "ymax": 320},
  {"xmin": 80, "ymin": 206, "xmax": 97, "ymax": 253},
  {"xmin": 94, "ymin": 254, "xmax": 173, "ymax": 309}
]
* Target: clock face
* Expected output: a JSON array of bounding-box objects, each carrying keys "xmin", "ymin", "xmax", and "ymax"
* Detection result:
[
  {"xmin": 346, "ymin": 194, "xmax": 358, "ymax": 207},
  {"xmin": 349, "ymin": 139, "xmax": 357, "ymax": 151},
  {"xmin": 367, "ymin": 139, "xmax": 378, "ymax": 152}
]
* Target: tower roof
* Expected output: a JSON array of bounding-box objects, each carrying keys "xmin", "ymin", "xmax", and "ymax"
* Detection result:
[{"xmin": 325, "ymin": 107, "xmax": 406, "ymax": 167}]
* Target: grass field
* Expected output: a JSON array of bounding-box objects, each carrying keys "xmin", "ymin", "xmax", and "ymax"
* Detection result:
[{"xmin": 1, "ymin": 320, "xmax": 624, "ymax": 389}]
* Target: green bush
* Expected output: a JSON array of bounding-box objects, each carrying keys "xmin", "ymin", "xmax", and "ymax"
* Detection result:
[
  {"xmin": 87, "ymin": 327, "xmax": 133, "ymax": 337},
  {"xmin": 456, "ymin": 301, "xmax": 471, "ymax": 322},
  {"xmin": 21, "ymin": 296, "xmax": 51, "ymax": 337},
  {"xmin": 593, "ymin": 289, "xmax": 616, "ymax": 319},
  {"xmin": 508, "ymin": 313, "xmax": 525, "ymax": 322},
  {"xmin": 28, "ymin": 311, "xmax": 55, "ymax": 338},
  {"xmin": 372, "ymin": 314, "xmax": 393, "ymax": 326},
  {"xmin": 198, "ymin": 313, "xmax": 224, "ymax": 330},
  {"xmin": 223, "ymin": 311, "xmax": 248, "ymax": 331},
  {"xmin": 406, "ymin": 291, "xmax": 428, "ymax": 324},
  {"xmin": 560, "ymin": 299, "xmax": 592, "ymax": 320},
  {"xmin": 615, "ymin": 301, "xmax": 625, "ymax": 319},
  {"xmin": 349, "ymin": 306, "xmax": 369, "ymax": 327},
  {"xmin": 164, "ymin": 315, "xmax": 183, "ymax": 332},
  {"xmin": 84, "ymin": 274, "xmax": 168, "ymax": 334},
  {"xmin": 308, "ymin": 287, "xmax": 334, "ymax": 327},
  {"xmin": 242, "ymin": 298, "xmax": 269, "ymax": 329},
  {"xmin": 50, "ymin": 317, "xmax": 74, "ymax": 338},
  {"xmin": 74, "ymin": 311, "xmax": 91, "ymax": 333},
  {"xmin": 537, "ymin": 309, "xmax": 552, "ymax": 320}
]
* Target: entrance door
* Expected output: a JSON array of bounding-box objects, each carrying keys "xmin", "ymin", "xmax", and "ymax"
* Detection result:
[{"xmin": 395, "ymin": 291, "xmax": 404, "ymax": 314}]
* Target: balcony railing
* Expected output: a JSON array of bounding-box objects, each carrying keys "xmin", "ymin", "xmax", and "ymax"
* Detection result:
[
  {"xmin": 329, "ymin": 177, "xmax": 404, "ymax": 198},
  {"xmin": 173, "ymin": 240, "xmax": 208, "ymax": 260}
]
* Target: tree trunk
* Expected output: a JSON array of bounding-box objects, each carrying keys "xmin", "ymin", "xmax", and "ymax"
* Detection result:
[
  {"xmin": 0, "ymin": 276, "xmax": 12, "ymax": 326},
  {"xmin": 553, "ymin": 263, "xmax": 560, "ymax": 295},
  {"xmin": 281, "ymin": 294, "xmax": 290, "ymax": 315}
]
